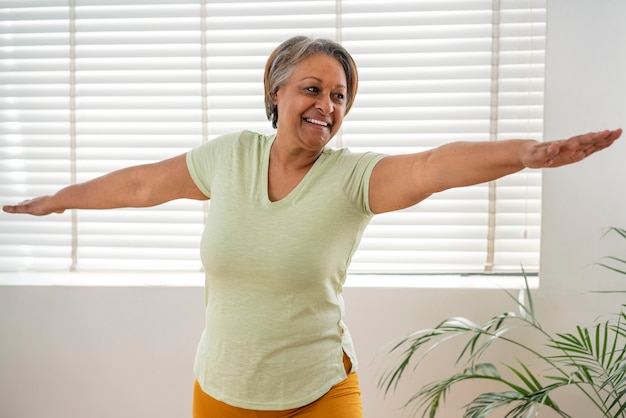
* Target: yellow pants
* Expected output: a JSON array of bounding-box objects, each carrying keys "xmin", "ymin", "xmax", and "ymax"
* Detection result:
[{"xmin": 192, "ymin": 353, "xmax": 363, "ymax": 418}]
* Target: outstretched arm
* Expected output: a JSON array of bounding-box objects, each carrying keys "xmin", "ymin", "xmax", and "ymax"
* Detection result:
[
  {"xmin": 369, "ymin": 128, "xmax": 622, "ymax": 214},
  {"xmin": 2, "ymin": 153, "xmax": 208, "ymax": 216}
]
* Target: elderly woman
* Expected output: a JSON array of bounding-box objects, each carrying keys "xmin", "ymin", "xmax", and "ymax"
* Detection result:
[{"xmin": 3, "ymin": 36, "xmax": 621, "ymax": 418}]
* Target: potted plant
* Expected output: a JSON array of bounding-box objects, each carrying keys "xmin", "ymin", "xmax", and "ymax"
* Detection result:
[{"xmin": 380, "ymin": 227, "xmax": 626, "ymax": 418}]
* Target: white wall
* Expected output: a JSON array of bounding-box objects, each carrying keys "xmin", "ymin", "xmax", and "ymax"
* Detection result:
[{"xmin": 1, "ymin": 2, "xmax": 625, "ymax": 417}]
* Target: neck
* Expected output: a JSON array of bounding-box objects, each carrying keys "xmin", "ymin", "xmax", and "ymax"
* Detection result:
[{"xmin": 270, "ymin": 136, "xmax": 323, "ymax": 171}]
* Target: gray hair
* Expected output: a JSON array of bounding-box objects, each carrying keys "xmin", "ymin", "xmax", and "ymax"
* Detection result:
[{"xmin": 264, "ymin": 36, "xmax": 359, "ymax": 129}]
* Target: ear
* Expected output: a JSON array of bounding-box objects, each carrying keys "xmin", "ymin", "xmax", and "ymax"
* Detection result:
[{"xmin": 271, "ymin": 87, "xmax": 280, "ymax": 104}]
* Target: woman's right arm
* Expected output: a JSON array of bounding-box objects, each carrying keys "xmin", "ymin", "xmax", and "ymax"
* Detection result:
[{"xmin": 2, "ymin": 153, "xmax": 208, "ymax": 216}]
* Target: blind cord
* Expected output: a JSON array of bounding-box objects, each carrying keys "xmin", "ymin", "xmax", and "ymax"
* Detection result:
[
  {"xmin": 69, "ymin": 0, "xmax": 78, "ymax": 271},
  {"xmin": 200, "ymin": 0, "xmax": 210, "ymax": 234},
  {"xmin": 334, "ymin": 0, "xmax": 344, "ymax": 149},
  {"xmin": 485, "ymin": 0, "xmax": 502, "ymax": 273}
]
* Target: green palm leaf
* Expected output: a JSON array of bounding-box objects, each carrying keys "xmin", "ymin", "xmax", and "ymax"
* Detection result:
[{"xmin": 381, "ymin": 226, "xmax": 626, "ymax": 417}]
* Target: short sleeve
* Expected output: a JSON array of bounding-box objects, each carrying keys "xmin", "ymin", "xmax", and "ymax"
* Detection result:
[
  {"xmin": 186, "ymin": 132, "xmax": 242, "ymax": 198},
  {"xmin": 339, "ymin": 151, "xmax": 386, "ymax": 215}
]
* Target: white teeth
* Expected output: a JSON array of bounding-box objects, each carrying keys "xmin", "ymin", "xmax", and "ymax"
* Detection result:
[{"xmin": 305, "ymin": 118, "xmax": 329, "ymax": 127}]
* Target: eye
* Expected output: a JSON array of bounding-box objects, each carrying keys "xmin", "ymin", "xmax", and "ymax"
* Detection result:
[
  {"xmin": 333, "ymin": 92, "xmax": 345, "ymax": 101},
  {"xmin": 305, "ymin": 86, "xmax": 319, "ymax": 94}
]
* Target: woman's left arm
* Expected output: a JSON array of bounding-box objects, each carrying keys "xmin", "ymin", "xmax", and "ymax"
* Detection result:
[{"xmin": 368, "ymin": 128, "xmax": 622, "ymax": 214}]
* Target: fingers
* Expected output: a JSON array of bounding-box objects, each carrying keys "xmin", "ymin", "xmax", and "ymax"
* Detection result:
[
  {"xmin": 584, "ymin": 128, "xmax": 621, "ymax": 155},
  {"xmin": 538, "ymin": 128, "xmax": 621, "ymax": 168},
  {"xmin": 3, "ymin": 200, "xmax": 32, "ymax": 214},
  {"xmin": 598, "ymin": 128, "xmax": 623, "ymax": 147},
  {"xmin": 563, "ymin": 129, "xmax": 618, "ymax": 154},
  {"xmin": 582, "ymin": 128, "xmax": 621, "ymax": 146},
  {"xmin": 594, "ymin": 128, "xmax": 622, "ymax": 140}
]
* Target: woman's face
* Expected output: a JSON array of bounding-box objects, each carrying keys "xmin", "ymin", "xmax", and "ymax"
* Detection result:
[{"xmin": 273, "ymin": 53, "xmax": 348, "ymax": 152}]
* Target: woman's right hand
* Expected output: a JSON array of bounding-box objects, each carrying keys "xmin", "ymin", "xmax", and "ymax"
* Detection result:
[{"xmin": 3, "ymin": 195, "xmax": 63, "ymax": 216}]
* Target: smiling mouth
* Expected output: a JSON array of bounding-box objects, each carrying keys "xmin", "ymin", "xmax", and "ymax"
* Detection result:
[{"xmin": 304, "ymin": 118, "xmax": 330, "ymax": 128}]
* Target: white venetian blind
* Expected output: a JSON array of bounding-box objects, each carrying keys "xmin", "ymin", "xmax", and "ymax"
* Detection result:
[{"xmin": 0, "ymin": 0, "xmax": 545, "ymax": 274}]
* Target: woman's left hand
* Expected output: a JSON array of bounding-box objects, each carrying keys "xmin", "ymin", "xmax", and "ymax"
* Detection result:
[{"xmin": 523, "ymin": 128, "xmax": 622, "ymax": 168}]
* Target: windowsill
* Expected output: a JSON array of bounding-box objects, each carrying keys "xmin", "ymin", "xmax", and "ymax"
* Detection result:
[{"xmin": 0, "ymin": 271, "xmax": 539, "ymax": 289}]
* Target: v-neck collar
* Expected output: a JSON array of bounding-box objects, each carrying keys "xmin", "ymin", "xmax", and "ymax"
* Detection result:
[{"xmin": 261, "ymin": 136, "xmax": 327, "ymax": 206}]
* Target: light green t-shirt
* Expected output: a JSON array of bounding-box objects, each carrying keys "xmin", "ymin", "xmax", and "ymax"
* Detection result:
[{"xmin": 186, "ymin": 130, "xmax": 385, "ymax": 410}]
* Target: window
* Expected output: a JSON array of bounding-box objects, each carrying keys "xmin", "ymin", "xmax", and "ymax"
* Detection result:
[{"xmin": 0, "ymin": 0, "xmax": 545, "ymax": 274}]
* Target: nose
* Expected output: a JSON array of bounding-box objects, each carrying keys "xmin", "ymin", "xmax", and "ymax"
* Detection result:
[{"xmin": 315, "ymin": 96, "xmax": 333, "ymax": 115}]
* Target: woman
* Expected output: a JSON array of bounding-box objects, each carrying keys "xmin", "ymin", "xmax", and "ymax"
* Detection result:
[{"xmin": 3, "ymin": 36, "xmax": 622, "ymax": 418}]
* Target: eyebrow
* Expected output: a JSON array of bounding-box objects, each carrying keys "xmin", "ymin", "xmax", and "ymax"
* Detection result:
[{"xmin": 299, "ymin": 76, "xmax": 347, "ymax": 90}]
